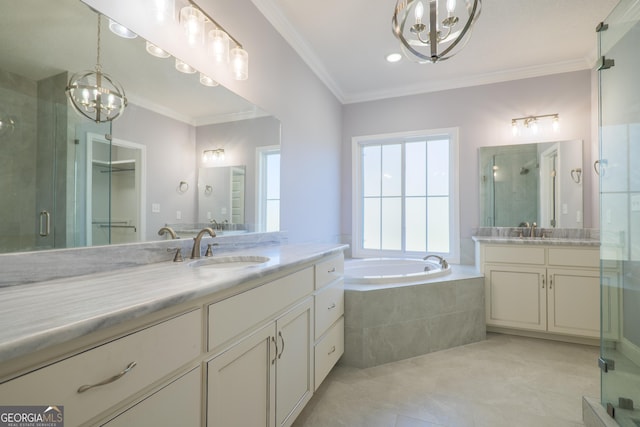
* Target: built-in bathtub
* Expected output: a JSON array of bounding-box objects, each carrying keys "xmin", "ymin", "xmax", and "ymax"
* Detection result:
[
  {"xmin": 341, "ymin": 258, "xmax": 486, "ymax": 368},
  {"xmin": 344, "ymin": 257, "xmax": 451, "ymax": 285}
]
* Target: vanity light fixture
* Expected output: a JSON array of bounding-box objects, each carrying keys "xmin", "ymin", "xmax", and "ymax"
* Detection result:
[
  {"xmin": 203, "ymin": 148, "xmax": 225, "ymax": 162},
  {"xmin": 66, "ymin": 14, "xmax": 127, "ymax": 123},
  {"xmin": 392, "ymin": 0, "xmax": 482, "ymax": 63},
  {"xmin": 511, "ymin": 114, "xmax": 560, "ymax": 137},
  {"xmin": 175, "ymin": 58, "xmax": 197, "ymax": 74},
  {"xmin": 180, "ymin": 4, "xmax": 206, "ymax": 46},
  {"xmin": 153, "ymin": 0, "xmax": 175, "ymax": 24},
  {"xmin": 108, "ymin": 19, "xmax": 138, "ymax": 39},
  {"xmin": 199, "ymin": 73, "xmax": 219, "ymax": 87},
  {"xmin": 187, "ymin": 0, "xmax": 249, "ymax": 80},
  {"xmin": 146, "ymin": 41, "xmax": 171, "ymax": 58}
]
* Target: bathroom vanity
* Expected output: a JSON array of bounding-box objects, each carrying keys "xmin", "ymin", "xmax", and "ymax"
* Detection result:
[
  {"xmin": 474, "ymin": 234, "xmax": 618, "ymax": 344},
  {"xmin": 0, "ymin": 244, "xmax": 345, "ymax": 427}
]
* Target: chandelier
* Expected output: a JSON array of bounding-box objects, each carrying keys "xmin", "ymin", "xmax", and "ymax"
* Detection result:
[
  {"xmin": 392, "ymin": 0, "xmax": 481, "ymax": 63},
  {"xmin": 66, "ymin": 14, "xmax": 127, "ymax": 123}
]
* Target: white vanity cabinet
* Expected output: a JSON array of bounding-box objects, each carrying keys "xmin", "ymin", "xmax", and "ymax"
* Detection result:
[
  {"xmin": 0, "ymin": 309, "xmax": 202, "ymax": 427},
  {"xmin": 206, "ymin": 267, "xmax": 316, "ymax": 427},
  {"xmin": 479, "ymin": 243, "xmax": 601, "ymax": 340},
  {"xmin": 313, "ymin": 255, "xmax": 344, "ymax": 389}
]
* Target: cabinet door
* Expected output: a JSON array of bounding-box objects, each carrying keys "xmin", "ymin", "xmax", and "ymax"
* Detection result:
[
  {"xmin": 102, "ymin": 367, "xmax": 201, "ymax": 427},
  {"xmin": 207, "ymin": 323, "xmax": 276, "ymax": 427},
  {"xmin": 547, "ymin": 268, "xmax": 600, "ymax": 338},
  {"xmin": 276, "ymin": 299, "xmax": 313, "ymax": 427},
  {"xmin": 485, "ymin": 265, "xmax": 547, "ymax": 331}
]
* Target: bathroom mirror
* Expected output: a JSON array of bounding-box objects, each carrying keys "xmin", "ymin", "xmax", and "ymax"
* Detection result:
[
  {"xmin": 479, "ymin": 140, "xmax": 584, "ymax": 228},
  {"xmin": 0, "ymin": 0, "xmax": 280, "ymax": 254}
]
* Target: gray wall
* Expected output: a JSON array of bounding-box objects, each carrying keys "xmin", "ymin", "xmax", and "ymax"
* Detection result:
[{"xmin": 342, "ymin": 71, "xmax": 595, "ymax": 264}]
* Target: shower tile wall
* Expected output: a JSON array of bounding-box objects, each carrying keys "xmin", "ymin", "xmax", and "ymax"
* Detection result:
[
  {"xmin": 492, "ymin": 146, "xmax": 538, "ymax": 227},
  {"xmin": 0, "ymin": 70, "xmax": 37, "ymax": 253}
]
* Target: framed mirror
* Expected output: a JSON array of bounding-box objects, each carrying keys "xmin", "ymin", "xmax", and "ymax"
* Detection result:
[
  {"xmin": 479, "ymin": 140, "xmax": 583, "ymax": 228},
  {"xmin": 0, "ymin": 0, "xmax": 280, "ymax": 254}
]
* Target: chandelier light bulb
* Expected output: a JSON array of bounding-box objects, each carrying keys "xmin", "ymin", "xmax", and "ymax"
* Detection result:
[
  {"xmin": 447, "ymin": 0, "xmax": 457, "ymax": 15},
  {"xmin": 414, "ymin": 1, "xmax": 424, "ymax": 24}
]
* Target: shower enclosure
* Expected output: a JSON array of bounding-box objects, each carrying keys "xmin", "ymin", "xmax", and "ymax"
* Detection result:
[{"xmin": 598, "ymin": 0, "xmax": 640, "ymax": 424}]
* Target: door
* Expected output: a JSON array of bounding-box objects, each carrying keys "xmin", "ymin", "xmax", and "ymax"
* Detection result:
[
  {"xmin": 485, "ymin": 265, "xmax": 546, "ymax": 331},
  {"xmin": 598, "ymin": 1, "xmax": 640, "ymax": 420},
  {"xmin": 547, "ymin": 268, "xmax": 600, "ymax": 338},
  {"xmin": 207, "ymin": 323, "xmax": 276, "ymax": 427},
  {"xmin": 275, "ymin": 299, "xmax": 313, "ymax": 427}
]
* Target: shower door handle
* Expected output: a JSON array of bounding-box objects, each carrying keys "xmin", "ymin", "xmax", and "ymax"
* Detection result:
[{"xmin": 39, "ymin": 210, "xmax": 51, "ymax": 237}]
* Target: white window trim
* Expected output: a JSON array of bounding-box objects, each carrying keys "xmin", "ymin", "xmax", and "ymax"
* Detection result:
[
  {"xmin": 256, "ymin": 145, "xmax": 280, "ymax": 232},
  {"xmin": 351, "ymin": 128, "xmax": 460, "ymax": 263}
]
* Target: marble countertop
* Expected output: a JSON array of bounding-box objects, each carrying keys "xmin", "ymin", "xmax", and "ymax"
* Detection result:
[
  {"xmin": 472, "ymin": 236, "xmax": 600, "ymax": 247},
  {"xmin": 0, "ymin": 243, "xmax": 347, "ymax": 365}
]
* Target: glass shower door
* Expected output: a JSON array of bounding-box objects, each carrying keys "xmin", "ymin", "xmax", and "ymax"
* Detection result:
[{"xmin": 599, "ymin": 0, "xmax": 640, "ymax": 424}]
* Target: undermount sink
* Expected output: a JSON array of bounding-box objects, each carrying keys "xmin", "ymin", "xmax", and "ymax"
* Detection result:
[{"xmin": 188, "ymin": 255, "xmax": 270, "ymax": 269}]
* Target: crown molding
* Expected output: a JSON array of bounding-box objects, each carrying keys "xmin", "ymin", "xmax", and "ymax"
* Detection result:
[{"xmin": 342, "ymin": 58, "xmax": 592, "ymax": 104}]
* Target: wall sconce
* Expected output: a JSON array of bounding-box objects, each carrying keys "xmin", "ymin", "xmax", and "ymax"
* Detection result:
[
  {"xmin": 511, "ymin": 114, "xmax": 559, "ymax": 136},
  {"xmin": 203, "ymin": 148, "xmax": 225, "ymax": 162}
]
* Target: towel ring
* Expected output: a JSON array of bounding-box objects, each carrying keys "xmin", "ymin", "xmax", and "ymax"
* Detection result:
[{"xmin": 178, "ymin": 181, "xmax": 189, "ymax": 193}]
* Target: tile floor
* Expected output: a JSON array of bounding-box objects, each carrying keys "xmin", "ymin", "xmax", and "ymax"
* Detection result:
[{"xmin": 293, "ymin": 333, "xmax": 600, "ymax": 427}]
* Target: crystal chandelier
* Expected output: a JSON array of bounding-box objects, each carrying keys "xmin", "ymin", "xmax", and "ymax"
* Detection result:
[
  {"xmin": 66, "ymin": 14, "xmax": 127, "ymax": 123},
  {"xmin": 392, "ymin": 0, "xmax": 481, "ymax": 63}
]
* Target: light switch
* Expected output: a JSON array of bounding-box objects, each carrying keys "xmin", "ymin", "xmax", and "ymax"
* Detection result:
[
  {"xmin": 152, "ymin": 203, "xmax": 160, "ymax": 213},
  {"xmin": 176, "ymin": 210, "xmax": 182, "ymax": 220}
]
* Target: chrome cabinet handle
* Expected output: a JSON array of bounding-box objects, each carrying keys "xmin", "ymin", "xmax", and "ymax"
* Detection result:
[
  {"xmin": 549, "ymin": 276, "xmax": 553, "ymax": 290},
  {"xmin": 328, "ymin": 302, "xmax": 336, "ymax": 310},
  {"xmin": 328, "ymin": 346, "xmax": 336, "ymax": 356},
  {"xmin": 77, "ymin": 361, "xmax": 137, "ymax": 393},
  {"xmin": 271, "ymin": 336, "xmax": 277, "ymax": 365},
  {"xmin": 542, "ymin": 277, "xmax": 545, "ymax": 289},
  {"xmin": 39, "ymin": 210, "xmax": 50, "ymax": 237},
  {"xmin": 278, "ymin": 331, "xmax": 285, "ymax": 360}
]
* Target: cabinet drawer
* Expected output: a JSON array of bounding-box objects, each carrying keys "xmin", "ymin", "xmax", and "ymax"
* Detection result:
[
  {"xmin": 315, "ymin": 280, "xmax": 344, "ymax": 340},
  {"xmin": 314, "ymin": 317, "xmax": 344, "ymax": 390},
  {"xmin": 102, "ymin": 367, "xmax": 201, "ymax": 427},
  {"xmin": 208, "ymin": 267, "xmax": 313, "ymax": 351},
  {"xmin": 484, "ymin": 245, "xmax": 545, "ymax": 265},
  {"xmin": 315, "ymin": 255, "xmax": 344, "ymax": 290},
  {"xmin": 0, "ymin": 310, "xmax": 201, "ymax": 427},
  {"xmin": 548, "ymin": 247, "xmax": 599, "ymax": 268}
]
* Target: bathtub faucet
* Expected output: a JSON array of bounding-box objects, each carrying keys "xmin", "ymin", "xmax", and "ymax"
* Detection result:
[{"xmin": 423, "ymin": 255, "xmax": 449, "ymax": 269}]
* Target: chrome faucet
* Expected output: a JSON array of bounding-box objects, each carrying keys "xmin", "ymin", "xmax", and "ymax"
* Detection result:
[
  {"xmin": 210, "ymin": 219, "xmax": 219, "ymax": 230},
  {"xmin": 423, "ymin": 254, "xmax": 449, "ymax": 269},
  {"xmin": 157, "ymin": 226, "xmax": 177, "ymax": 239},
  {"xmin": 530, "ymin": 222, "xmax": 537, "ymax": 238},
  {"xmin": 191, "ymin": 227, "xmax": 216, "ymax": 259}
]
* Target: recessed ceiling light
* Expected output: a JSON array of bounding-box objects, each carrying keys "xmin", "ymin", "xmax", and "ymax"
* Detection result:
[{"xmin": 386, "ymin": 53, "xmax": 402, "ymax": 63}]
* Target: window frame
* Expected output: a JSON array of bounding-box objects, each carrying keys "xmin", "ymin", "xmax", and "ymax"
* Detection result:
[
  {"xmin": 351, "ymin": 128, "xmax": 460, "ymax": 262},
  {"xmin": 256, "ymin": 145, "xmax": 280, "ymax": 232}
]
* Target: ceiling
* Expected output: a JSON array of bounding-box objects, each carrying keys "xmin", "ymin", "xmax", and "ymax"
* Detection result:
[{"xmin": 252, "ymin": 0, "xmax": 620, "ymax": 104}]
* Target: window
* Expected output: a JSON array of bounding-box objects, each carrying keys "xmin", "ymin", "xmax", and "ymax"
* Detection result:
[
  {"xmin": 352, "ymin": 128, "xmax": 459, "ymax": 261},
  {"xmin": 257, "ymin": 146, "xmax": 280, "ymax": 232}
]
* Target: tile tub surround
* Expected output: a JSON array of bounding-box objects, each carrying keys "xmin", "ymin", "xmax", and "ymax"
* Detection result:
[
  {"xmin": 0, "ymin": 243, "xmax": 347, "ymax": 366},
  {"xmin": 0, "ymin": 231, "xmax": 287, "ymax": 287},
  {"xmin": 342, "ymin": 265, "xmax": 485, "ymax": 368}
]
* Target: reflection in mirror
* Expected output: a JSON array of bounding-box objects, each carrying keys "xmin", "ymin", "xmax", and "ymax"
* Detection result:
[
  {"xmin": 0, "ymin": 0, "xmax": 280, "ymax": 254},
  {"xmin": 479, "ymin": 140, "xmax": 583, "ymax": 228}
]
